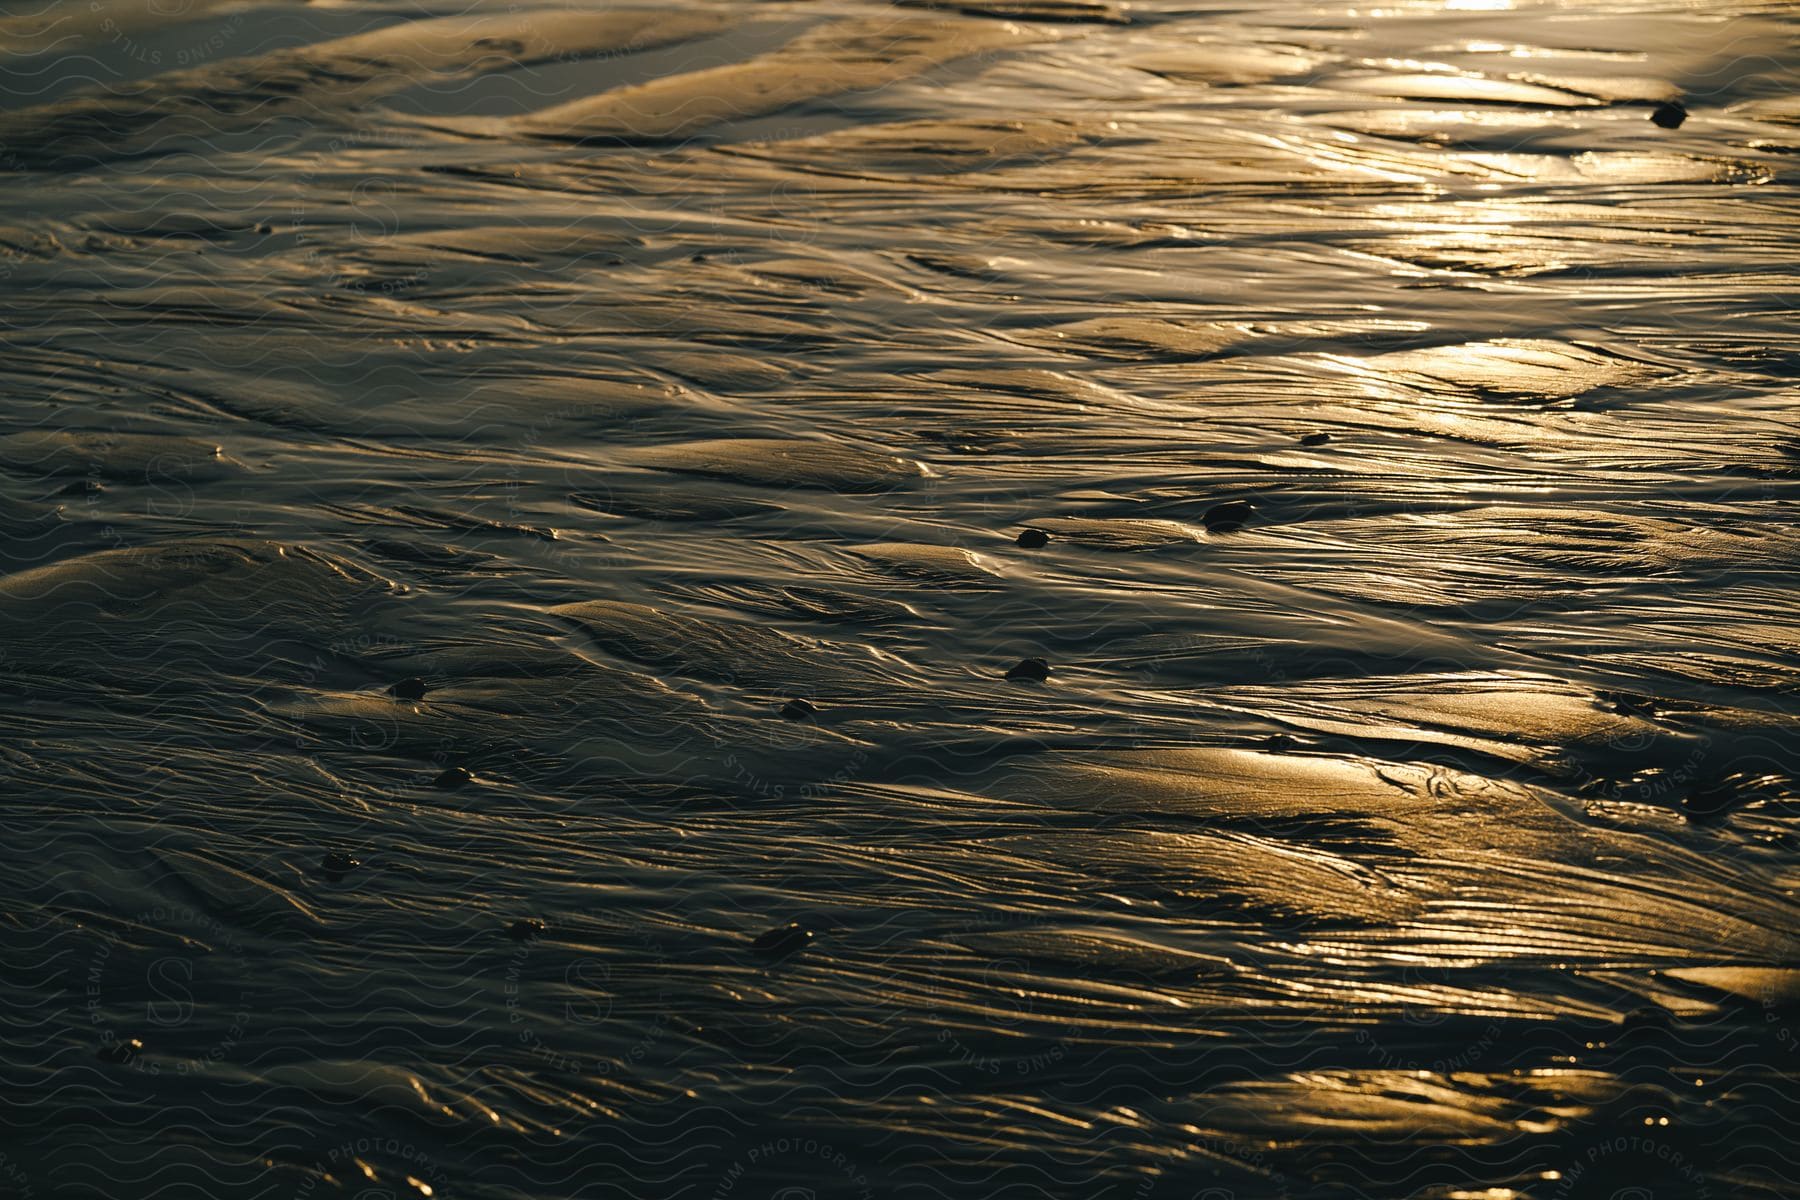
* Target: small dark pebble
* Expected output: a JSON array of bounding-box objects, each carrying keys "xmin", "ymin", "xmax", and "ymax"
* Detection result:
[
  {"xmin": 97, "ymin": 1037, "xmax": 144, "ymax": 1064},
  {"xmin": 1682, "ymin": 780, "xmax": 1740, "ymax": 822},
  {"xmin": 780, "ymin": 698, "xmax": 819, "ymax": 721},
  {"xmin": 751, "ymin": 922, "xmax": 814, "ymax": 956},
  {"xmin": 389, "ymin": 677, "xmax": 428, "ymax": 701},
  {"xmin": 61, "ymin": 478, "xmax": 105, "ymax": 496},
  {"xmin": 1005, "ymin": 657, "xmax": 1050, "ymax": 682},
  {"xmin": 1599, "ymin": 690, "xmax": 1657, "ymax": 716},
  {"xmin": 320, "ymin": 850, "xmax": 360, "ymax": 875},
  {"xmin": 433, "ymin": 766, "xmax": 474, "ymax": 789},
  {"xmin": 1016, "ymin": 528, "xmax": 1050, "ymax": 549},
  {"xmin": 1203, "ymin": 500, "xmax": 1256, "ymax": 532},
  {"xmin": 508, "ymin": 918, "xmax": 546, "ymax": 943},
  {"xmin": 1651, "ymin": 101, "xmax": 1688, "ymax": 130},
  {"xmin": 1262, "ymin": 733, "xmax": 1302, "ymax": 752},
  {"xmin": 1299, "ymin": 432, "xmax": 1332, "ymax": 447}
]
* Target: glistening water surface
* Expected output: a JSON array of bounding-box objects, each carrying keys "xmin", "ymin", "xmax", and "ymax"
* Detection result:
[{"xmin": 2, "ymin": 0, "xmax": 1798, "ymax": 1196}]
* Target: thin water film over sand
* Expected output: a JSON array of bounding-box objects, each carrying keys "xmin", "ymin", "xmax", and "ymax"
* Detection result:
[{"xmin": 2, "ymin": 0, "xmax": 1798, "ymax": 1196}]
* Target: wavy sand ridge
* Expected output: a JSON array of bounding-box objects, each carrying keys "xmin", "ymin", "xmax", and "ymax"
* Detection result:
[{"xmin": 2, "ymin": 0, "xmax": 1798, "ymax": 1197}]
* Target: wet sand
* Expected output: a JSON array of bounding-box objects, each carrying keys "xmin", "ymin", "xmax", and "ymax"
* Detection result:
[{"xmin": 2, "ymin": 0, "xmax": 1798, "ymax": 1196}]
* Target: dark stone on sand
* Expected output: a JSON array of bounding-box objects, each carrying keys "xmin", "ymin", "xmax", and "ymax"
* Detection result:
[
  {"xmin": 508, "ymin": 918, "xmax": 546, "ymax": 942},
  {"xmin": 1005, "ymin": 657, "xmax": 1050, "ymax": 682},
  {"xmin": 97, "ymin": 1037, "xmax": 144, "ymax": 1064},
  {"xmin": 1651, "ymin": 101, "xmax": 1688, "ymax": 129},
  {"xmin": 1203, "ymin": 500, "xmax": 1255, "ymax": 532},
  {"xmin": 1599, "ymin": 690, "xmax": 1658, "ymax": 717},
  {"xmin": 1262, "ymin": 733, "xmax": 1301, "ymax": 751},
  {"xmin": 751, "ymin": 922, "xmax": 814, "ymax": 956},
  {"xmin": 1016, "ymin": 528, "xmax": 1050, "ymax": 548},
  {"xmin": 434, "ymin": 766, "xmax": 474, "ymax": 789},
  {"xmin": 1682, "ymin": 778, "xmax": 1741, "ymax": 822},
  {"xmin": 389, "ymin": 677, "xmax": 428, "ymax": 700},
  {"xmin": 1299, "ymin": 433, "xmax": 1331, "ymax": 447},
  {"xmin": 61, "ymin": 479, "xmax": 105, "ymax": 496},
  {"xmin": 781, "ymin": 698, "xmax": 819, "ymax": 721},
  {"xmin": 320, "ymin": 850, "xmax": 360, "ymax": 875}
]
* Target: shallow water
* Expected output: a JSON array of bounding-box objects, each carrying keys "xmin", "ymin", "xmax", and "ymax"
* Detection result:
[{"xmin": 2, "ymin": 0, "xmax": 1798, "ymax": 1196}]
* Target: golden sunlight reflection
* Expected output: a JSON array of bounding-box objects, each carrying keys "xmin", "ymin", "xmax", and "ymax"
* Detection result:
[{"xmin": 4, "ymin": 0, "xmax": 1798, "ymax": 1195}]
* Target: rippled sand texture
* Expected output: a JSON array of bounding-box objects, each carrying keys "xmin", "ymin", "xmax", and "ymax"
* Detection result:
[{"xmin": 3, "ymin": 0, "xmax": 1799, "ymax": 1196}]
